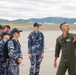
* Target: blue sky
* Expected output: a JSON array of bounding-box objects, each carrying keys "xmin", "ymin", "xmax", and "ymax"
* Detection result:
[{"xmin": 0, "ymin": 0, "xmax": 76, "ymax": 20}]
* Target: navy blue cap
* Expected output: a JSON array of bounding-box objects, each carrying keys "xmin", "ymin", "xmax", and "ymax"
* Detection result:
[
  {"xmin": 0, "ymin": 25, "xmax": 4, "ymax": 29},
  {"xmin": 2, "ymin": 32, "xmax": 10, "ymax": 37},
  {"xmin": 11, "ymin": 28, "xmax": 22, "ymax": 34},
  {"xmin": 33, "ymin": 22, "xmax": 41, "ymax": 27}
]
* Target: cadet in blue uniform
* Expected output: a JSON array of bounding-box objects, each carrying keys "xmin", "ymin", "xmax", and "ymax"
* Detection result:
[
  {"xmin": 0, "ymin": 32, "xmax": 10, "ymax": 75},
  {"xmin": 7, "ymin": 28, "xmax": 23, "ymax": 75},
  {"xmin": 0, "ymin": 25, "xmax": 4, "ymax": 40},
  {"xmin": 28, "ymin": 22, "xmax": 44, "ymax": 75}
]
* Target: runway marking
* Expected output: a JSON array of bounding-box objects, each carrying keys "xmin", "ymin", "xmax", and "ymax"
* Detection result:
[{"xmin": 45, "ymin": 48, "xmax": 55, "ymax": 51}]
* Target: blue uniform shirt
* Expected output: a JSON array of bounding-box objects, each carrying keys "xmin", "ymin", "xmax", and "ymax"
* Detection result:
[
  {"xmin": 28, "ymin": 31, "xmax": 44, "ymax": 55},
  {"xmin": 8, "ymin": 38, "xmax": 23, "ymax": 61},
  {"xmin": 0, "ymin": 40, "xmax": 6, "ymax": 64},
  {"xmin": 0, "ymin": 40, "xmax": 4, "ymax": 57}
]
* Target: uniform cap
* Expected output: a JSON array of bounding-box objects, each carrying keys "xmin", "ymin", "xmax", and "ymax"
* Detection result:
[
  {"xmin": 0, "ymin": 25, "xmax": 4, "ymax": 29},
  {"xmin": 2, "ymin": 32, "xmax": 10, "ymax": 37},
  {"xmin": 11, "ymin": 28, "xmax": 22, "ymax": 34},
  {"xmin": 33, "ymin": 22, "xmax": 41, "ymax": 27}
]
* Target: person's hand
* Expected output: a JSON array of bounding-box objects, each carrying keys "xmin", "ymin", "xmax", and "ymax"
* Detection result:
[
  {"xmin": 28, "ymin": 54, "xmax": 32, "ymax": 59},
  {"xmin": 17, "ymin": 58, "xmax": 23, "ymax": 64},
  {"xmin": 41, "ymin": 53, "xmax": 44, "ymax": 59},
  {"xmin": 54, "ymin": 61, "xmax": 57, "ymax": 68},
  {"xmin": 73, "ymin": 35, "xmax": 76, "ymax": 42}
]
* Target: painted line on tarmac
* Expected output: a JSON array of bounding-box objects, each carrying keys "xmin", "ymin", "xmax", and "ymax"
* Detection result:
[{"xmin": 45, "ymin": 48, "xmax": 55, "ymax": 51}]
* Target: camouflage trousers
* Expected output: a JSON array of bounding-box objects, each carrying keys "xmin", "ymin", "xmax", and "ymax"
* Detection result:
[
  {"xmin": 29, "ymin": 54, "xmax": 42, "ymax": 75},
  {"xmin": 0, "ymin": 58, "xmax": 6, "ymax": 75},
  {"xmin": 0, "ymin": 64, "xmax": 6, "ymax": 75},
  {"xmin": 7, "ymin": 59, "xmax": 19, "ymax": 75}
]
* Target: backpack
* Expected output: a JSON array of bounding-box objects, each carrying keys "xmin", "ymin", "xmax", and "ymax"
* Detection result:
[{"xmin": 4, "ymin": 39, "xmax": 16, "ymax": 59}]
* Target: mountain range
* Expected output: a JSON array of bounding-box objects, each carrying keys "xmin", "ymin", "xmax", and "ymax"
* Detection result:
[{"xmin": 0, "ymin": 17, "xmax": 76, "ymax": 24}]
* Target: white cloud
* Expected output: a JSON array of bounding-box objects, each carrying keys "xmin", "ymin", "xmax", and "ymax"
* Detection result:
[{"xmin": 0, "ymin": 0, "xmax": 76, "ymax": 20}]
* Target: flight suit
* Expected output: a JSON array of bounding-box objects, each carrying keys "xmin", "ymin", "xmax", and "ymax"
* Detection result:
[
  {"xmin": 28, "ymin": 31, "xmax": 44, "ymax": 75},
  {"xmin": 55, "ymin": 33, "xmax": 76, "ymax": 75},
  {"xmin": 0, "ymin": 40, "xmax": 6, "ymax": 75},
  {"xmin": 7, "ymin": 38, "xmax": 23, "ymax": 75}
]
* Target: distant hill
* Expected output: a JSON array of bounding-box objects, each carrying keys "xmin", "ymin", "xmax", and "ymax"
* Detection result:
[
  {"xmin": 0, "ymin": 19, "xmax": 9, "ymax": 22},
  {"xmin": 0, "ymin": 17, "xmax": 76, "ymax": 24}
]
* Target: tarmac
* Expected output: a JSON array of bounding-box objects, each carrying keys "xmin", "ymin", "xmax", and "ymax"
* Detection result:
[{"xmin": 19, "ymin": 29, "xmax": 75, "ymax": 75}]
